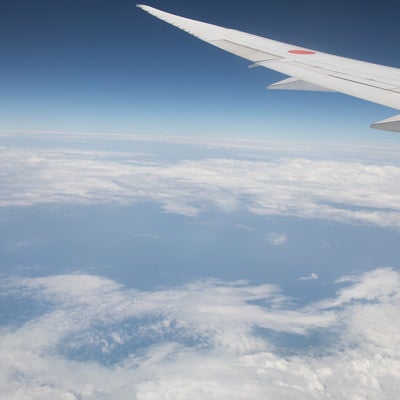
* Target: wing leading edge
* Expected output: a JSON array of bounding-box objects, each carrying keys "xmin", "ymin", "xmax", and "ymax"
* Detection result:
[{"xmin": 137, "ymin": 4, "xmax": 400, "ymax": 132}]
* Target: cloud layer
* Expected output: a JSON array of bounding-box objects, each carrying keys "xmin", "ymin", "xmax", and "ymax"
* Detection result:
[
  {"xmin": 1, "ymin": 145, "xmax": 400, "ymax": 227},
  {"xmin": 1, "ymin": 268, "xmax": 400, "ymax": 399}
]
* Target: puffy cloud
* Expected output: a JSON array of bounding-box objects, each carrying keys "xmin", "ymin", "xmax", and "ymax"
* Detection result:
[
  {"xmin": 1, "ymin": 268, "xmax": 400, "ymax": 399},
  {"xmin": 1, "ymin": 143, "xmax": 400, "ymax": 227}
]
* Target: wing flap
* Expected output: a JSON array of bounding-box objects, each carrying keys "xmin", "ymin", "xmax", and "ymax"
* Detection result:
[
  {"xmin": 371, "ymin": 114, "xmax": 400, "ymax": 132},
  {"xmin": 268, "ymin": 77, "xmax": 334, "ymax": 92}
]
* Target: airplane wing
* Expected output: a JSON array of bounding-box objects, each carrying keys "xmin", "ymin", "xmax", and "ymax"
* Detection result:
[{"xmin": 137, "ymin": 4, "xmax": 400, "ymax": 132}]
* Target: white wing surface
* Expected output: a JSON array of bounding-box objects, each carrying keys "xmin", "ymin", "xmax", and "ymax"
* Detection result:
[{"xmin": 137, "ymin": 5, "xmax": 400, "ymax": 132}]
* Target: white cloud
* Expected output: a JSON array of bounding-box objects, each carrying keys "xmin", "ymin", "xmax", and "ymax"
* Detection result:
[
  {"xmin": 298, "ymin": 272, "xmax": 319, "ymax": 281},
  {"xmin": 1, "ymin": 268, "xmax": 400, "ymax": 399},
  {"xmin": 267, "ymin": 232, "xmax": 288, "ymax": 246},
  {"xmin": 1, "ymin": 144, "xmax": 400, "ymax": 226}
]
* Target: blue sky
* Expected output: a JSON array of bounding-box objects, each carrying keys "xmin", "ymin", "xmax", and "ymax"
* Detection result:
[{"xmin": 1, "ymin": 0, "xmax": 400, "ymax": 143}]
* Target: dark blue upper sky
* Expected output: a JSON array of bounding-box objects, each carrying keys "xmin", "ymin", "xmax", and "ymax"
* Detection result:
[{"xmin": 1, "ymin": 0, "xmax": 400, "ymax": 142}]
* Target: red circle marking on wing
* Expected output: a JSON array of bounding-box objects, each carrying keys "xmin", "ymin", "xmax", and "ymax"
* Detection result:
[{"xmin": 288, "ymin": 50, "xmax": 316, "ymax": 55}]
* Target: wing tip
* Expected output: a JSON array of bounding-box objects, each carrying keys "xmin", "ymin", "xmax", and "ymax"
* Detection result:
[{"xmin": 136, "ymin": 4, "xmax": 155, "ymax": 13}]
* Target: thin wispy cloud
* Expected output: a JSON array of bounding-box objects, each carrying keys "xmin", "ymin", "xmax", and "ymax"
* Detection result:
[
  {"xmin": 267, "ymin": 232, "xmax": 288, "ymax": 246},
  {"xmin": 133, "ymin": 233, "xmax": 163, "ymax": 239},
  {"xmin": 298, "ymin": 272, "xmax": 319, "ymax": 281},
  {"xmin": 1, "ymin": 268, "xmax": 399, "ymax": 399}
]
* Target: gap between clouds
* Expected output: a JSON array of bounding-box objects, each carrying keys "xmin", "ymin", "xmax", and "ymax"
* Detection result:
[
  {"xmin": 1, "ymin": 147, "xmax": 400, "ymax": 227},
  {"xmin": 1, "ymin": 268, "xmax": 400, "ymax": 399}
]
